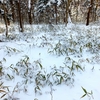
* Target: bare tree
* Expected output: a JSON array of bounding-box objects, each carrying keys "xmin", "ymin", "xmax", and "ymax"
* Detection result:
[
  {"xmin": 54, "ymin": 0, "xmax": 58, "ymax": 24},
  {"xmin": 16, "ymin": 0, "xmax": 23, "ymax": 32},
  {"xmin": 2, "ymin": 1, "xmax": 8, "ymax": 37},
  {"xmin": 65, "ymin": 0, "xmax": 72, "ymax": 24},
  {"xmin": 86, "ymin": 0, "xmax": 93, "ymax": 25}
]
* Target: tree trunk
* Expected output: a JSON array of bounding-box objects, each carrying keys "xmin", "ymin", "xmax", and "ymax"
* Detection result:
[
  {"xmin": 2, "ymin": 2, "xmax": 8, "ymax": 37},
  {"xmin": 86, "ymin": 0, "xmax": 93, "ymax": 26},
  {"xmin": 16, "ymin": 0, "xmax": 23, "ymax": 32},
  {"xmin": 28, "ymin": 0, "xmax": 32, "ymax": 24},
  {"xmin": 10, "ymin": 0, "xmax": 15, "ymax": 22},
  {"xmin": 55, "ymin": 1, "xmax": 57, "ymax": 24},
  {"xmin": 95, "ymin": 0, "xmax": 98, "ymax": 21},
  {"xmin": 65, "ymin": 0, "xmax": 71, "ymax": 24}
]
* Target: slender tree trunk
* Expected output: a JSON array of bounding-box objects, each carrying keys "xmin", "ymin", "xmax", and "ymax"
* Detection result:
[
  {"xmin": 28, "ymin": 10, "xmax": 32, "ymax": 24},
  {"xmin": 86, "ymin": 9, "xmax": 90, "ymax": 26},
  {"xmin": 55, "ymin": 1, "xmax": 57, "ymax": 24},
  {"xmin": 28, "ymin": 0, "xmax": 32, "ymax": 24},
  {"xmin": 16, "ymin": 0, "xmax": 23, "ymax": 32},
  {"xmin": 65, "ymin": 0, "xmax": 71, "ymax": 24},
  {"xmin": 95, "ymin": 0, "xmax": 98, "ymax": 21},
  {"xmin": 86, "ymin": 0, "xmax": 93, "ymax": 26},
  {"xmin": 2, "ymin": 2, "xmax": 8, "ymax": 37},
  {"xmin": 31, "ymin": 0, "xmax": 34, "ymax": 21},
  {"xmin": 27, "ymin": 0, "xmax": 34, "ymax": 24},
  {"xmin": 10, "ymin": 0, "xmax": 15, "ymax": 22}
]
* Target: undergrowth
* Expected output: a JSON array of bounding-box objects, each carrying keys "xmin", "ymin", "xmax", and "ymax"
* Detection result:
[{"xmin": 0, "ymin": 25, "xmax": 99, "ymax": 100}]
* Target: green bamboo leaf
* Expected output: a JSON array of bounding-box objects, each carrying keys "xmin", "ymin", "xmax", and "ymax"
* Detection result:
[
  {"xmin": 38, "ymin": 62, "xmax": 43, "ymax": 69},
  {"xmin": 80, "ymin": 46, "xmax": 82, "ymax": 52},
  {"xmin": 0, "ymin": 82, "xmax": 3, "ymax": 86},
  {"xmin": 0, "ymin": 93, "xmax": 7, "ymax": 98},
  {"xmin": 0, "ymin": 67, "xmax": 3, "ymax": 72},
  {"xmin": 56, "ymin": 74, "xmax": 61, "ymax": 77},
  {"xmin": 59, "ymin": 76, "xmax": 63, "ymax": 84},
  {"xmin": 81, "ymin": 87, "xmax": 87, "ymax": 94},
  {"xmin": 71, "ymin": 65, "xmax": 74, "ymax": 71},
  {"xmin": 76, "ymin": 65, "xmax": 83, "ymax": 71},
  {"xmin": 3, "ymin": 58, "xmax": 6, "ymax": 62},
  {"xmin": 42, "ymin": 75, "xmax": 46, "ymax": 80},
  {"xmin": 7, "ymin": 74, "xmax": 12, "ymax": 80},
  {"xmin": 14, "ymin": 68, "xmax": 19, "ymax": 73},
  {"xmin": 89, "ymin": 90, "xmax": 93, "ymax": 95},
  {"xmin": 36, "ymin": 86, "xmax": 41, "ymax": 90},
  {"xmin": 25, "ymin": 68, "xmax": 28, "ymax": 75},
  {"xmin": 53, "ymin": 72, "xmax": 57, "ymax": 76},
  {"xmin": 81, "ymin": 94, "xmax": 86, "ymax": 98},
  {"xmin": 7, "ymin": 87, "xmax": 9, "ymax": 92},
  {"xmin": 25, "ymin": 79, "xmax": 28, "ymax": 84},
  {"xmin": 9, "ymin": 64, "xmax": 14, "ymax": 69}
]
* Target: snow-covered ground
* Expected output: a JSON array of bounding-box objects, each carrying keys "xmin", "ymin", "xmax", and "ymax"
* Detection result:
[{"xmin": 0, "ymin": 23, "xmax": 100, "ymax": 100}]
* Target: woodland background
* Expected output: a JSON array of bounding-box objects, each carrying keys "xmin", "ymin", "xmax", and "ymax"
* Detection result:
[{"xmin": 0, "ymin": 0, "xmax": 100, "ymax": 36}]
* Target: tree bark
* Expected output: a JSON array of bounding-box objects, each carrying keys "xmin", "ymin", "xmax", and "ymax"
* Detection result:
[
  {"xmin": 55, "ymin": 1, "xmax": 57, "ymax": 24},
  {"xmin": 10, "ymin": 0, "xmax": 15, "ymax": 22},
  {"xmin": 65, "ymin": 0, "xmax": 71, "ymax": 24},
  {"xmin": 28, "ymin": 0, "xmax": 32, "ymax": 24},
  {"xmin": 2, "ymin": 2, "xmax": 8, "ymax": 37},
  {"xmin": 16, "ymin": 0, "xmax": 23, "ymax": 32},
  {"xmin": 86, "ymin": 0, "xmax": 93, "ymax": 26}
]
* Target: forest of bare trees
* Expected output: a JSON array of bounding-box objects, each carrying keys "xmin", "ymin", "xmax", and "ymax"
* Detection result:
[{"xmin": 0, "ymin": 0, "xmax": 100, "ymax": 36}]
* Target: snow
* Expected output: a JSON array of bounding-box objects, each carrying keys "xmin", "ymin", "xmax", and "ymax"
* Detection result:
[
  {"xmin": 28, "ymin": 0, "xmax": 31, "ymax": 9},
  {"xmin": 0, "ymin": 0, "xmax": 3, "ymax": 3},
  {"xmin": 0, "ymin": 23, "xmax": 100, "ymax": 100}
]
